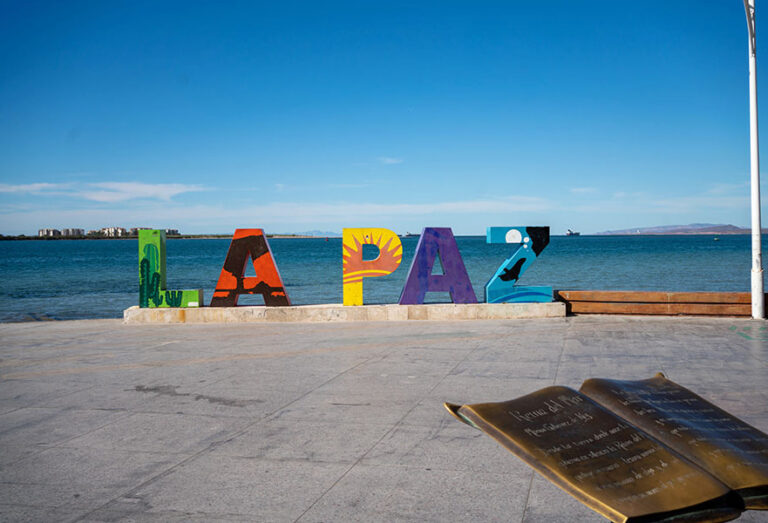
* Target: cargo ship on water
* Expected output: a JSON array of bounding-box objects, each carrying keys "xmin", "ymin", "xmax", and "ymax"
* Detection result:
[{"xmin": 566, "ymin": 229, "xmax": 580, "ymax": 236}]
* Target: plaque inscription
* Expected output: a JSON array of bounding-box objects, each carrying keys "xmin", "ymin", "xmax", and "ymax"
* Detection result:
[{"xmin": 581, "ymin": 374, "xmax": 768, "ymax": 509}]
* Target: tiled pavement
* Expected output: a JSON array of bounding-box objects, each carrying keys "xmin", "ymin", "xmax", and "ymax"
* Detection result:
[{"xmin": 0, "ymin": 316, "xmax": 765, "ymax": 522}]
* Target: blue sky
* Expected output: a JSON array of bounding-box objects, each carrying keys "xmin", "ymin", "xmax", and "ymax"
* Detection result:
[{"xmin": 0, "ymin": 1, "xmax": 764, "ymax": 235}]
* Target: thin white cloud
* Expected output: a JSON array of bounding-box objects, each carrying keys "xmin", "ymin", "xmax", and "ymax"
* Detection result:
[
  {"xmin": 570, "ymin": 187, "xmax": 745, "ymax": 214},
  {"xmin": 5, "ymin": 189, "xmax": 764, "ymax": 236},
  {"xmin": 615, "ymin": 183, "xmax": 747, "ymax": 212},
  {"xmin": 0, "ymin": 181, "xmax": 206, "ymax": 203},
  {"xmin": 570, "ymin": 187, "xmax": 597, "ymax": 194},
  {"xmin": 328, "ymin": 183, "xmax": 371, "ymax": 189},
  {"xmin": 705, "ymin": 182, "xmax": 749, "ymax": 195},
  {"xmin": 246, "ymin": 196, "xmax": 553, "ymax": 221},
  {"xmin": 378, "ymin": 157, "xmax": 403, "ymax": 165},
  {"xmin": 0, "ymin": 195, "xmax": 554, "ymax": 234},
  {"xmin": 78, "ymin": 182, "xmax": 205, "ymax": 202},
  {"xmin": 648, "ymin": 194, "xmax": 746, "ymax": 212},
  {"xmin": 0, "ymin": 183, "xmax": 71, "ymax": 193},
  {"xmin": 5, "ymin": 179, "xmax": 751, "ymax": 235}
]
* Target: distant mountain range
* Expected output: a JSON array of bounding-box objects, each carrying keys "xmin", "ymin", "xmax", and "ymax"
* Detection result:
[
  {"xmin": 295, "ymin": 230, "xmax": 342, "ymax": 237},
  {"xmin": 594, "ymin": 223, "xmax": 767, "ymax": 235}
]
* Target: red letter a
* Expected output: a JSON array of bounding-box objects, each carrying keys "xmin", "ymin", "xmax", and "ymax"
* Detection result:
[{"xmin": 210, "ymin": 229, "xmax": 290, "ymax": 307}]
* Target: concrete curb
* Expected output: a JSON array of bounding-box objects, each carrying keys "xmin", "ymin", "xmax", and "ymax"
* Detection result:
[{"xmin": 123, "ymin": 302, "xmax": 566, "ymax": 323}]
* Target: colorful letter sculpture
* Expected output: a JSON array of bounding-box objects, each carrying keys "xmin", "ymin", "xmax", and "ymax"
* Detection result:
[
  {"xmin": 138, "ymin": 229, "xmax": 203, "ymax": 308},
  {"xmin": 210, "ymin": 229, "xmax": 290, "ymax": 307},
  {"xmin": 484, "ymin": 226, "xmax": 552, "ymax": 303},
  {"xmin": 342, "ymin": 228, "xmax": 402, "ymax": 306},
  {"xmin": 399, "ymin": 227, "xmax": 478, "ymax": 304}
]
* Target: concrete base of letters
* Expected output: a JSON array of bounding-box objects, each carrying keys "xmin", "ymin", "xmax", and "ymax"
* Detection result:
[{"xmin": 123, "ymin": 301, "xmax": 566, "ymax": 324}]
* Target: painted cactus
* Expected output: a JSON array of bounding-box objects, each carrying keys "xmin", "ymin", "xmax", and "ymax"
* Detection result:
[
  {"xmin": 138, "ymin": 230, "xmax": 203, "ymax": 308},
  {"xmin": 138, "ymin": 246, "xmax": 162, "ymax": 307}
]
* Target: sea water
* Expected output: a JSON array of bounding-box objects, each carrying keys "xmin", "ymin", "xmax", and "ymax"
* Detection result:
[{"xmin": 0, "ymin": 235, "xmax": 762, "ymax": 322}]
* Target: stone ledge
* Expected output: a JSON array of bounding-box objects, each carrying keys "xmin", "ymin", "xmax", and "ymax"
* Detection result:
[{"xmin": 123, "ymin": 302, "xmax": 566, "ymax": 324}]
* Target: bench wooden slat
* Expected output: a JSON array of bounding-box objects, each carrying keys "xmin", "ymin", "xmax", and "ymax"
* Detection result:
[
  {"xmin": 567, "ymin": 301, "xmax": 751, "ymax": 316},
  {"xmin": 555, "ymin": 291, "xmax": 751, "ymax": 304}
]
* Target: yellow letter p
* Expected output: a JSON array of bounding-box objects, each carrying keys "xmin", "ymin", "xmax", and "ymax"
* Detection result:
[{"xmin": 342, "ymin": 228, "xmax": 402, "ymax": 306}]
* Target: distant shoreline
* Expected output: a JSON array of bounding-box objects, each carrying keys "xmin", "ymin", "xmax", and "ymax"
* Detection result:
[
  {"xmin": 0, "ymin": 234, "xmax": 337, "ymax": 241},
  {"xmin": 1, "ymin": 232, "xmax": 762, "ymax": 241},
  {"xmin": 593, "ymin": 231, "xmax": 764, "ymax": 236},
  {"xmin": 594, "ymin": 224, "xmax": 765, "ymax": 235},
  {"xmin": 179, "ymin": 234, "xmax": 328, "ymax": 239}
]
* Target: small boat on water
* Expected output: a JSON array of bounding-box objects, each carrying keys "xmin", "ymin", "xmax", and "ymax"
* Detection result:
[{"xmin": 566, "ymin": 229, "xmax": 581, "ymax": 237}]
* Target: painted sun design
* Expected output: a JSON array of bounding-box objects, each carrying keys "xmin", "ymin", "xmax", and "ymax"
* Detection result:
[{"xmin": 343, "ymin": 229, "xmax": 403, "ymax": 284}]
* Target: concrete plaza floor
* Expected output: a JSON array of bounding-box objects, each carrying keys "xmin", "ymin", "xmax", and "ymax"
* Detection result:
[{"xmin": 0, "ymin": 316, "xmax": 766, "ymax": 522}]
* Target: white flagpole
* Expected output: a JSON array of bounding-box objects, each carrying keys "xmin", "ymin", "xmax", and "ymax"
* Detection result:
[{"xmin": 745, "ymin": 0, "xmax": 765, "ymax": 319}]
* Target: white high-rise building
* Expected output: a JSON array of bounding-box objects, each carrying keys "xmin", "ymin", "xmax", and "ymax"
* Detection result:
[{"xmin": 100, "ymin": 227, "xmax": 127, "ymax": 237}]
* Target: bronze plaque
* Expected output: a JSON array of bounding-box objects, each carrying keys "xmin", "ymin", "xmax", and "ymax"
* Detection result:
[
  {"xmin": 446, "ymin": 385, "xmax": 743, "ymax": 523},
  {"xmin": 580, "ymin": 374, "xmax": 768, "ymax": 509}
]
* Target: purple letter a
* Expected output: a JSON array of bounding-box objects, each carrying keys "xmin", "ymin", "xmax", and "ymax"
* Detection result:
[{"xmin": 398, "ymin": 227, "xmax": 477, "ymax": 304}]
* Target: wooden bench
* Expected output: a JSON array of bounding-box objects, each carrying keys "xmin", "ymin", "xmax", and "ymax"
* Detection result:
[{"xmin": 554, "ymin": 290, "xmax": 759, "ymax": 316}]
